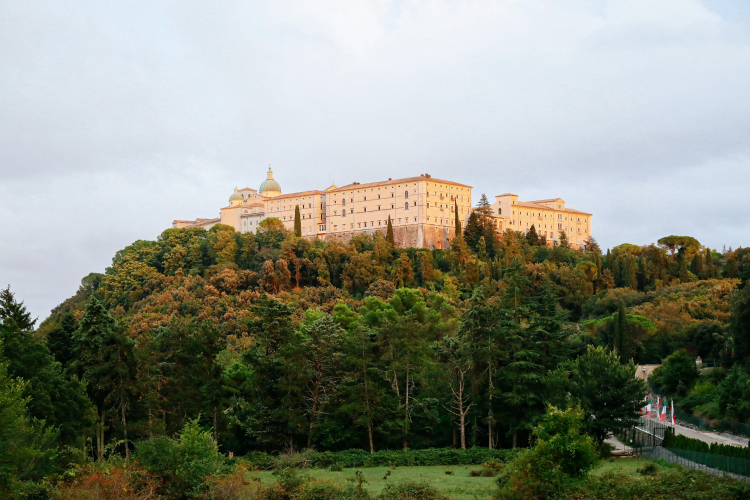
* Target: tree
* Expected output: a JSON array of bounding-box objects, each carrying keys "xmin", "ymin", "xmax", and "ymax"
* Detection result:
[
  {"xmin": 386, "ymin": 216, "xmax": 395, "ymax": 245},
  {"xmin": 294, "ymin": 205, "xmax": 302, "ymax": 237},
  {"xmin": 731, "ymin": 285, "xmax": 750, "ymax": 363},
  {"xmin": 0, "ymin": 290, "xmax": 93, "ymax": 447},
  {"xmin": 526, "ymin": 224, "xmax": 539, "ymax": 246},
  {"xmin": 299, "ymin": 313, "xmax": 344, "ymax": 447},
  {"xmin": 497, "ymin": 406, "xmax": 597, "ymax": 500},
  {"xmin": 463, "ymin": 212, "xmax": 483, "ymax": 250},
  {"xmin": 559, "ymin": 231, "xmax": 569, "ymax": 248},
  {"xmin": 476, "ymin": 194, "xmax": 492, "ymax": 217},
  {"xmin": 649, "ymin": 350, "xmax": 699, "ymax": 396},
  {"xmin": 74, "ymin": 297, "xmax": 134, "ymax": 461},
  {"xmin": 46, "ymin": 312, "xmax": 78, "ymax": 370},
  {"xmin": 0, "ymin": 287, "xmax": 35, "ymax": 331},
  {"xmin": 548, "ymin": 346, "xmax": 647, "ymax": 443},
  {"xmin": 657, "ymin": 235, "xmax": 701, "ymax": 259},
  {"xmin": 454, "ymin": 201, "xmax": 461, "ymax": 235},
  {"xmin": 434, "ymin": 336, "xmax": 473, "ymax": 449},
  {"xmin": 231, "ymin": 296, "xmax": 306, "ymax": 450},
  {"xmin": 0, "ymin": 354, "xmax": 59, "ymax": 498}
]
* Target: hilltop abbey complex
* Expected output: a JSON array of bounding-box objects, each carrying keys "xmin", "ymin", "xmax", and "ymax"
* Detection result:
[{"xmin": 173, "ymin": 168, "xmax": 593, "ymax": 250}]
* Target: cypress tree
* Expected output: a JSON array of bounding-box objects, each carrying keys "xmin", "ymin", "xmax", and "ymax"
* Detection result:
[
  {"xmin": 705, "ymin": 250, "xmax": 717, "ymax": 278},
  {"xmin": 454, "ymin": 201, "xmax": 461, "ymax": 235},
  {"xmin": 726, "ymin": 255, "xmax": 739, "ymax": 278},
  {"xmin": 625, "ymin": 255, "xmax": 638, "ymax": 290},
  {"xmin": 526, "ymin": 225, "xmax": 539, "ymax": 246},
  {"xmin": 294, "ymin": 205, "xmax": 302, "ymax": 237},
  {"xmin": 386, "ymin": 215, "xmax": 395, "ymax": 245}
]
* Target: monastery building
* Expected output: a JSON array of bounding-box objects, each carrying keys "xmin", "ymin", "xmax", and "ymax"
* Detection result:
[{"xmin": 173, "ymin": 168, "xmax": 592, "ymax": 250}]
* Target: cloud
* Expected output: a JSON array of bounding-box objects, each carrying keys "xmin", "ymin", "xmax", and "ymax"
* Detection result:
[{"xmin": 0, "ymin": 0, "xmax": 749, "ymax": 319}]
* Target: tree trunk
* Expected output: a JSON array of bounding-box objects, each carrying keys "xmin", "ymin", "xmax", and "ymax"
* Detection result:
[
  {"xmin": 213, "ymin": 407, "xmax": 218, "ymax": 445},
  {"xmin": 308, "ymin": 353, "xmax": 323, "ymax": 448},
  {"xmin": 368, "ymin": 423, "xmax": 374, "ymax": 454},
  {"xmin": 97, "ymin": 406, "xmax": 105, "ymax": 463},
  {"xmin": 121, "ymin": 404, "xmax": 129, "ymax": 460},
  {"xmin": 403, "ymin": 368, "xmax": 409, "ymax": 452},
  {"xmin": 512, "ymin": 429, "xmax": 517, "ymax": 449}
]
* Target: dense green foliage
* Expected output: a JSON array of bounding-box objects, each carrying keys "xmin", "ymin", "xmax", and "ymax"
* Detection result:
[
  {"xmin": 496, "ymin": 406, "xmax": 598, "ymax": 499},
  {"xmin": 242, "ymin": 447, "xmax": 518, "ymax": 470},
  {"xmin": 4, "ymin": 209, "xmax": 750, "ymax": 497}
]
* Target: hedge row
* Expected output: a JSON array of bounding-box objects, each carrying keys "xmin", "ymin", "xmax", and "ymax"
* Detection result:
[
  {"xmin": 663, "ymin": 430, "xmax": 750, "ymax": 459},
  {"xmin": 243, "ymin": 447, "xmax": 519, "ymax": 469}
]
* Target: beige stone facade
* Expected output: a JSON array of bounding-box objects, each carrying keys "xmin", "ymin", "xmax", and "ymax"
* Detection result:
[
  {"xmin": 488, "ymin": 194, "xmax": 592, "ymax": 250},
  {"xmin": 173, "ymin": 170, "xmax": 472, "ymax": 249},
  {"xmin": 172, "ymin": 170, "xmax": 593, "ymax": 250}
]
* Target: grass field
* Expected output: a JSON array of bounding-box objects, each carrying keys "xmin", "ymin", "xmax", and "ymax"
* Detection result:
[{"xmin": 251, "ymin": 457, "xmax": 669, "ymax": 499}]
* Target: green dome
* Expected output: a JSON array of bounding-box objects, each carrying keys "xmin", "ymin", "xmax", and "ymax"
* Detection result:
[
  {"xmin": 259, "ymin": 167, "xmax": 281, "ymax": 195},
  {"xmin": 259, "ymin": 178, "xmax": 281, "ymax": 193},
  {"xmin": 229, "ymin": 191, "xmax": 243, "ymax": 203}
]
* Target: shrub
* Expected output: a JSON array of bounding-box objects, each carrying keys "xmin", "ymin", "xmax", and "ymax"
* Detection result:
[
  {"xmin": 135, "ymin": 419, "xmax": 226, "ymax": 499},
  {"xmin": 245, "ymin": 447, "xmax": 517, "ymax": 469},
  {"xmin": 376, "ymin": 480, "xmax": 448, "ymax": 500},
  {"xmin": 469, "ymin": 460, "xmax": 504, "ymax": 477},
  {"xmin": 199, "ymin": 464, "xmax": 264, "ymax": 500},
  {"xmin": 329, "ymin": 463, "xmax": 342, "ymax": 472},
  {"xmin": 559, "ymin": 469, "xmax": 750, "ymax": 499},
  {"xmin": 496, "ymin": 406, "xmax": 598, "ymax": 500},
  {"xmin": 53, "ymin": 462, "xmax": 161, "ymax": 500},
  {"xmin": 636, "ymin": 463, "xmax": 657, "ymax": 476}
]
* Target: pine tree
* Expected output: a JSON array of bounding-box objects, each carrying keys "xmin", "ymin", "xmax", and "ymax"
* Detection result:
[
  {"xmin": 0, "ymin": 286, "xmax": 35, "ymax": 330},
  {"xmin": 476, "ymin": 194, "xmax": 492, "ymax": 216},
  {"xmin": 46, "ymin": 312, "xmax": 78, "ymax": 370},
  {"xmin": 386, "ymin": 215, "xmax": 395, "ymax": 245},
  {"xmin": 1, "ymin": 299, "xmax": 93, "ymax": 447},
  {"xmin": 559, "ymin": 231, "xmax": 569, "ymax": 249},
  {"xmin": 526, "ymin": 225, "xmax": 539, "ymax": 246},
  {"xmin": 74, "ymin": 297, "xmax": 134, "ymax": 461},
  {"xmin": 454, "ymin": 200, "xmax": 461, "ymax": 235},
  {"xmin": 706, "ymin": 250, "xmax": 717, "ymax": 278},
  {"xmin": 464, "ymin": 212, "xmax": 483, "ymax": 251},
  {"xmin": 294, "ymin": 205, "xmax": 302, "ymax": 237},
  {"xmin": 726, "ymin": 254, "xmax": 739, "ymax": 278}
]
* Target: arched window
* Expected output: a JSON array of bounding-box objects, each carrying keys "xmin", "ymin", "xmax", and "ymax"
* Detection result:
[
  {"xmin": 342, "ymin": 199, "xmax": 346, "ymax": 206},
  {"xmin": 404, "ymin": 191, "xmax": 409, "ymax": 199},
  {"xmin": 498, "ymin": 208, "xmax": 502, "ymax": 215},
  {"xmin": 404, "ymin": 202, "xmax": 409, "ymax": 210},
  {"xmin": 342, "ymin": 209, "xmax": 347, "ymax": 216}
]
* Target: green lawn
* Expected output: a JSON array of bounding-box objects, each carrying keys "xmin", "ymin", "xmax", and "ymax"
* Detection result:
[
  {"xmin": 250, "ymin": 458, "xmax": 670, "ymax": 499},
  {"xmin": 254, "ymin": 465, "xmax": 498, "ymax": 500}
]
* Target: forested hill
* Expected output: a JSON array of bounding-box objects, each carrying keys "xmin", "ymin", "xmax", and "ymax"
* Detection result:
[{"xmin": 6, "ymin": 217, "xmax": 750, "ymax": 459}]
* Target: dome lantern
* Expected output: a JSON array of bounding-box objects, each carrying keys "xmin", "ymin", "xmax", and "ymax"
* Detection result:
[{"xmin": 259, "ymin": 167, "xmax": 282, "ymax": 197}]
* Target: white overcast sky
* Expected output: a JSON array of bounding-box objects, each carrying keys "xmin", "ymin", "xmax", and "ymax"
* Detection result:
[{"xmin": 1, "ymin": 0, "xmax": 749, "ymax": 321}]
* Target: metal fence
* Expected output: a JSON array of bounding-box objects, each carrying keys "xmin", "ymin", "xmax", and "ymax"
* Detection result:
[
  {"xmin": 618, "ymin": 417, "xmax": 750, "ymax": 480},
  {"xmin": 673, "ymin": 408, "xmax": 750, "ymax": 439}
]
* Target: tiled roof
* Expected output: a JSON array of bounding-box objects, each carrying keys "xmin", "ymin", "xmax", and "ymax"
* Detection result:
[
  {"xmin": 514, "ymin": 201, "xmax": 591, "ymax": 215},
  {"xmin": 529, "ymin": 198, "xmax": 563, "ymax": 203},
  {"xmin": 330, "ymin": 175, "xmax": 471, "ymax": 193},
  {"xmin": 181, "ymin": 218, "xmax": 220, "ymax": 228},
  {"xmin": 266, "ymin": 190, "xmax": 323, "ymax": 201},
  {"xmin": 496, "ymin": 193, "xmax": 518, "ymax": 197}
]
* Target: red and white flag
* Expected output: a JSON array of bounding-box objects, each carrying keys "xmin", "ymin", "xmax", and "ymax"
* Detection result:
[
  {"xmin": 671, "ymin": 400, "xmax": 676, "ymax": 425},
  {"xmin": 660, "ymin": 405, "xmax": 666, "ymax": 422}
]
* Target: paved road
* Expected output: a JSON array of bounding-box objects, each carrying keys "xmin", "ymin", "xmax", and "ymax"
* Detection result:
[{"xmin": 643, "ymin": 415, "xmax": 745, "ymax": 447}]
